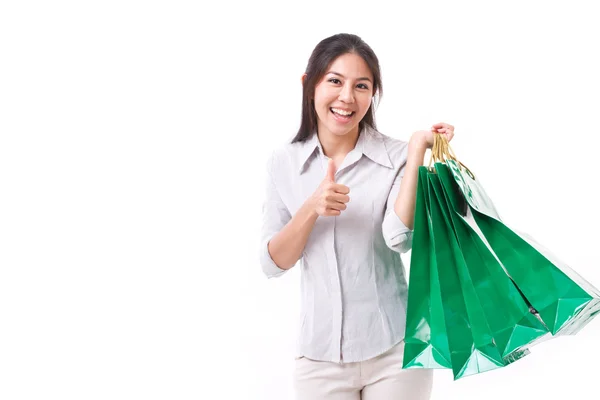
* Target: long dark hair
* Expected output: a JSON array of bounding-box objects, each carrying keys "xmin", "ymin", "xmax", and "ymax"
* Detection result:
[{"xmin": 291, "ymin": 33, "xmax": 383, "ymax": 144}]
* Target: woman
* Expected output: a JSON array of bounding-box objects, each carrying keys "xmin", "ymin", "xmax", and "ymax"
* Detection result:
[{"xmin": 260, "ymin": 33, "xmax": 455, "ymax": 400}]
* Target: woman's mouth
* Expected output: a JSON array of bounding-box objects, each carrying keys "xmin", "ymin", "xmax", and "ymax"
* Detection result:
[{"xmin": 330, "ymin": 107, "xmax": 354, "ymax": 123}]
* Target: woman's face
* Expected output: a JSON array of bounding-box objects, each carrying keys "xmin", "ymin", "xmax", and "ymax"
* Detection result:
[{"xmin": 313, "ymin": 52, "xmax": 374, "ymax": 139}]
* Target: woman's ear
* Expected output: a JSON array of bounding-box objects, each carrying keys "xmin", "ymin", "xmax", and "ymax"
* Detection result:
[{"xmin": 301, "ymin": 73, "xmax": 307, "ymax": 85}]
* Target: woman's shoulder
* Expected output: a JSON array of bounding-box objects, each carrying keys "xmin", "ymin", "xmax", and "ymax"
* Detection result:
[
  {"xmin": 366, "ymin": 127, "xmax": 410, "ymax": 162},
  {"xmin": 374, "ymin": 129, "xmax": 409, "ymax": 146},
  {"xmin": 264, "ymin": 135, "xmax": 311, "ymax": 175}
]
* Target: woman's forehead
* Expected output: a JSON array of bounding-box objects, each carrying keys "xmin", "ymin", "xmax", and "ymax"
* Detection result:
[{"xmin": 326, "ymin": 53, "xmax": 373, "ymax": 78}]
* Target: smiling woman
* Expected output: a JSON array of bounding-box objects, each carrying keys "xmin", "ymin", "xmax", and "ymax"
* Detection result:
[
  {"xmin": 260, "ymin": 32, "xmax": 455, "ymax": 400},
  {"xmin": 312, "ymin": 54, "xmax": 374, "ymax": 134},
  {"xmin": 293, "ymin": 35, "xmax": 383, "ymax": 146}
]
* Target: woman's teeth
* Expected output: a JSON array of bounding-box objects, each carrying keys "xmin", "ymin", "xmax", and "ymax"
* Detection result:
[{"xmin": 331, "ymin": 108, "xmax": 354, "ymax": 116}]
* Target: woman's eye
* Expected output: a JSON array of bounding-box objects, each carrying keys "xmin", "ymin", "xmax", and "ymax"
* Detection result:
[{"xmin": 328, "ymin": 78, "xmax": 369, "ymax": 90}]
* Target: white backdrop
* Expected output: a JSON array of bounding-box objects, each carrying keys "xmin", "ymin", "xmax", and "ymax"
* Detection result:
[{"xmin": 1, "ymin": 1, "xmax": 599, "ymax": 399}]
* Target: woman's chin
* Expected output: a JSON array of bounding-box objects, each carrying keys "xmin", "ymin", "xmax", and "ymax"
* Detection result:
[{"xmin": 330, "ymin": 126, "xmax": 358, "ymax": 137}]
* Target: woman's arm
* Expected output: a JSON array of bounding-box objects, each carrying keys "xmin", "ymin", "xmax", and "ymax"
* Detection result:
[
  {"xmin": 394, "ymin": 124, "xmax": 455, "ymax": 229},
  {"xmin": 393, "ymin": 135, "xmax": 428, "ymax": 230},
  {"xmin": 261, "ymin": 158, "xmax": 350, "ymax": 275},
  {"xmin": 267, "ymin": 202, "xmax": 319, "ymax": 271}
]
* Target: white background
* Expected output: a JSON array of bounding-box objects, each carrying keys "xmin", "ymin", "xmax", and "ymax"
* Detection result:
[{"xmin": 1, "ymin": 1, "xmax": 599, "ymax": 399}]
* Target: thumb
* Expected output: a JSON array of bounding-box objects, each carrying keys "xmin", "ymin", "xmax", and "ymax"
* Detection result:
[{"xmin": 326, "ymin": 158, "xmax": 336, "ymax": 182}]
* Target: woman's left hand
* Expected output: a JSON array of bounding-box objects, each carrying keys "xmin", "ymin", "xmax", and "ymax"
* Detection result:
[{"xmin": 410, "ymin": 122, "xmax": 455, "ymax": 149}]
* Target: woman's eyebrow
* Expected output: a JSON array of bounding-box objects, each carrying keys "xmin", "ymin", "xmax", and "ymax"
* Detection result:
[{"xmin": 327, "ymin": 71, "xmax": 372, "ymax": 83}]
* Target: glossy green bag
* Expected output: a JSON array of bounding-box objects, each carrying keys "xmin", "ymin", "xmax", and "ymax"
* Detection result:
[
  {"xmin": 403, "ymin": 167, "xmax": 452, "ymax": 370},
  {"xmin": 445, "ymin": 157, "xmax": 600, "ymax": 335},
  {"xmin": 404, "ymin": 165, "xmax": 543, "ymax": 380},
  {"xmin": 427, "ymin": 171, "xmax": 507, "ymax": 379},
  {"xmin": 510, "ymin": 231, "xmax": 600, "ymax": 335},
  {"xmin": 434, "ymin": 162, "xmax": 550, "ymax": 359},
  {"xmin": 404, "ymin": 134, "xmax": 599, "ymax": 380}
]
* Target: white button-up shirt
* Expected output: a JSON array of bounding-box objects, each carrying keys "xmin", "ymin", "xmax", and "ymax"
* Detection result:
[{"xmin": 260, "ymin": 126, "xmax": 413, "ymax": 363}]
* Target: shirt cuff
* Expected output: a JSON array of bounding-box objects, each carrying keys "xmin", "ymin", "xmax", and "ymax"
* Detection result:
[
  {"xmin": 260, "ymin": 239, "xmax": 288, "ymax": 278},
  {"xmin": 382, "ymin": 209, "xmax": 413, "ymax": 253}
]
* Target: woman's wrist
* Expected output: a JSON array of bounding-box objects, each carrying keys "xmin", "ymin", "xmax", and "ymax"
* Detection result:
[
  {"xmin": 300, "ymin": 196, "xmax": 320, "ymax": 220},
  {"xmin": 408, "ymin": 130, "xmax": 430, "ymax": 151},
  {"xmin": 407, "ymin": 133, "xmax": 428, "ymax": 166}
]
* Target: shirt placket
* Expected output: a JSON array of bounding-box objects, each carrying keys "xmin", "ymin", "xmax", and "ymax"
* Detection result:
[{"xmin": 320, "ymin": 153, "xmax": 344, "ymax": 363}]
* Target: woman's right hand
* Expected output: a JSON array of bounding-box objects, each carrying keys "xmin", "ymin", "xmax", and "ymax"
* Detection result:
[{"xmin": 308, "ymin": 159, "xmax": 350, "ymax": 217}]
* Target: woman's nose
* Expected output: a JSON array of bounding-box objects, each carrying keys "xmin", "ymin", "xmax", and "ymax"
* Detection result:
[{"xmin": 338, "ymin": 84, "xmax": 355, "ymax": 103}]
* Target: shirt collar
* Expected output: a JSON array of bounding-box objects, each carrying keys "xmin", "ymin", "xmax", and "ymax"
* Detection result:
[
  {"xmin": 357, "ymin": 126, "xmax": 394, "ymax": 169},
  {"xmin": 297, "ymin": 131, "xmax": 322, "ymax": 174},
  {"xmin": 298, "ymin": 125, "xmax": 393, "ymax": 174}
]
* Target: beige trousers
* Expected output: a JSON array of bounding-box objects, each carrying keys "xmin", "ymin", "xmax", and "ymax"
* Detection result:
[{"xmin": 294, "ymin": 341, "xmax": 433, "ymax": 400}]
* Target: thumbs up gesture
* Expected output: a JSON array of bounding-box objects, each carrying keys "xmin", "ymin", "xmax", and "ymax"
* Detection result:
[{"xmin": 309, "ymin": 158, "xmax": 351, "ymax": 217}]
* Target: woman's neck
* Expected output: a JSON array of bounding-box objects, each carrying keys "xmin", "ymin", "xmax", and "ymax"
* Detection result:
[{"xmin": 317, "ymin": 125, "xmax": 360, "ymax": 160}]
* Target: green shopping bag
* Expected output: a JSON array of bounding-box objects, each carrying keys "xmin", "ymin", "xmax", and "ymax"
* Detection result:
[
  {"xmin": 404, "ymin": 164, "xmax": 539, "ymax": 380},
  {"xmin": 434, "ymin": 162, "xmax": 550, "ymax": 359},
  {"xmin": 403, "ymin": 167, "xmax": 452, "ymax": 370},
  {"xmin": 471, "ymin": 208, "xmax": 600, "ymax": 335},
  {"xmin": 428, "ymin": 171, "xmax": 513, "ymax": 379},
  {"xmin": 511, "ymin": 231, "xmax": 600, "ymax": 335},
  {"xmin": 441, "ymin": 141, "xmax": 600, "ymax": 335}
]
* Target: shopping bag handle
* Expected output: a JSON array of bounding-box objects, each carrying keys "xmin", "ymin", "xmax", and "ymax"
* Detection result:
[{"xmin": 428, "ymin": 133, "xmax": 476, "ymax": 180}]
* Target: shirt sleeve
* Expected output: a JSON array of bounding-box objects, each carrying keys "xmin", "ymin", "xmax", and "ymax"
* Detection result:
[
  {"xmin": 381, "ymin": 157, "xmax": 413, "ymax": 254},
  {"xmin": 259, "ymin": 151, "xmax": 292, "ymax": 278}
]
